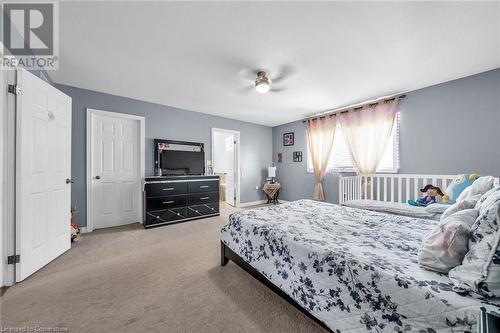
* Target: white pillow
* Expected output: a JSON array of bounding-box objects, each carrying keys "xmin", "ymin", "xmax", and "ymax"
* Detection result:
[
  {"xmin": 475, "ymin": 186, "xmax": 500, "ymax": 215},
  {"xmin": 448, "ymin": 187, "xmax": 500, "ymax": 297},
  {"xmin": 418, "ymin": 209, "xmax": 478, "ymax": 273},
  {"xmin": 456, "ymin": 176, "xmax": 495, "ymax": 202},
  {"xmin": 441, "ymin": 195, "xmax": 481, "ymax": 221}
]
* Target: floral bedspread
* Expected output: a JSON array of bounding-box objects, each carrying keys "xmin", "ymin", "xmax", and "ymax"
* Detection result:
[{"xmin": 220, "ymin": 199, "xmax": 500, "ymax": 332}]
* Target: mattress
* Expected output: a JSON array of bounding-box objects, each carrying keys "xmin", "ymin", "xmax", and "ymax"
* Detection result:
[
  {"xmin": 220, "ymin": 199, "xmax": 500, "ymax": 332},
  {"xmin": 342, "ymin": 199, "xmax": 439, "ymax": 219}
]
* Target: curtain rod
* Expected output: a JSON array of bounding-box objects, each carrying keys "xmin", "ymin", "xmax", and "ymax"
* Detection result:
[{"xmin": 302, "ymin": 94, "xmax": 406, "ymax": 123}]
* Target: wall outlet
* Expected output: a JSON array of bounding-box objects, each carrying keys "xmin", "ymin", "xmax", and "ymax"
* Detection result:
[{"xmin": 255, "ymin": 185, "xmax": 259, "ymax": 190}]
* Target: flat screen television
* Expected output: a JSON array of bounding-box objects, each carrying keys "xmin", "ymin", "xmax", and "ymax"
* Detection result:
[{"xmin": 160, "ymin": 149, "xmax": 204, "ymax": 175}]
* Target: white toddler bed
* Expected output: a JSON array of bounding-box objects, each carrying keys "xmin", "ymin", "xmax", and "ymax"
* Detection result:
[{"xmin": 339, "ymin": 173, "xmax": 500, "ymax": 218}]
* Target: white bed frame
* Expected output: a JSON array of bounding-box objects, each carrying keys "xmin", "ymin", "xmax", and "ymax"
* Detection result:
[{"xmin": 339, "ymin": 174, "xmax": 500, "ymax": 205}]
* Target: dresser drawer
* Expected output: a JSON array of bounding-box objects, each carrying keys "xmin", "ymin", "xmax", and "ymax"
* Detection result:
[
  {"xmin": 187, "ymin": 180, "xmax": 218, "ymax": 193},
  {"xmin": 146, "ymin": 195, "xmax": 186, "ymax": 210},
  {"xmin": 145, "ymin": 207, "xmax": 187, "ymax": 226},
  {"xmin": 187, "ymin": 192, "xmax": 218, "ymax": 205},
  {"xmin": 186, "ymin": 203, "xmax": 219, "ymax": 218},
  {"xmin": 145, "ymin": 182, "xmax": 187, "ymax": 197}
]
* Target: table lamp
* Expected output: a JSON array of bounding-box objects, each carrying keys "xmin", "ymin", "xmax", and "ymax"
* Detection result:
[{"xmin": 268, "ymin": 166, "xmax": 276, "ymax": 184}]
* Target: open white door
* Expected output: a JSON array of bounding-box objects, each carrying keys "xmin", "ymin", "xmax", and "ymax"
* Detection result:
[
  {"xmin": 224, "ymin": 136, "xmax": 235, "ymax": 206},
  {"xmin": 211, "ymin": 128, "xmax": 240, "ymax": 207},
  {"xmin": 15, "ymin": 69, "xmax": 72, "ymax": 282},
  {"xmin": 87, "ymin": 109, "xmax": 144, "ymax": 231}
]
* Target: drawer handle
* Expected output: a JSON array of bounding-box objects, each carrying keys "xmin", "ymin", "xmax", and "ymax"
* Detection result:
[
  {"xmin": 162, "ymin": 188, "xmax": 175, "ymax": 191},
  {"xmin": 162, "ymin": 200, "xmax": 175, "ymax": 204},
  {"xmin": 200, "ymin": 185, "xmax": 209, "ymax": 188},
  {"xmin": 200, "ymin": 197, "xmax": 210, "ymax": 200}
]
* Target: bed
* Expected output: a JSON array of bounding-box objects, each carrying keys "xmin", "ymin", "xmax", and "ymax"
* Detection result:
[{"xmin": 220, "ymin": 199, "xmax": 500, "ymax": 332}]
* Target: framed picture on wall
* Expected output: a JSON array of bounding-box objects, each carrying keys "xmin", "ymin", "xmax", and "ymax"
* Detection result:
[
  {"xmin": 283, "ymin": 132, "xmax": 294, "ymax": 146},
  {"xmin": 293, "ymin": 151, "xmax": 302, "ymax": 162}
]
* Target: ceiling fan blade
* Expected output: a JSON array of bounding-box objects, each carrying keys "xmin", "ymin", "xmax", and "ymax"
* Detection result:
[
  {"xmin": 270, "ymin": 88, "xmax": 286, "ymax": 93},
  {"xmin": 272, "ymin": 65, "xmax": 295, "ymax": 84}
]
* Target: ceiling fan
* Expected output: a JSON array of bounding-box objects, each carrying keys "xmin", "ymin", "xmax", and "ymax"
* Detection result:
[
  {"xmin": 236, "ymin": 65, "xmax": 294, "ymax": 94},
  {"xmin": 255, "ymin": 71, "xmax": 271, "ymax": 93}
]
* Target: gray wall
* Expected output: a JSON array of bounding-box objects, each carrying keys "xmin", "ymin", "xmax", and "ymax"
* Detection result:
[
  {"xmin": 272, "ymin": 68, "xmax": 500, "ymax": 203},
  {"xmin": 56, "ymin": 84, "xmax": 273, "ymax": 227}
]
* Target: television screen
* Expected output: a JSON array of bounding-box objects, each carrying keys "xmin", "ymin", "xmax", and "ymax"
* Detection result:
[{"xmin": 161, "ymin": 150, "xmax": 204, "ymax": 175}]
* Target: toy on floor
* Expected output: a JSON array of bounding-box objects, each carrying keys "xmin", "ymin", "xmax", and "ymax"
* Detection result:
[
  {"xmin": 71, "ymin": 222, "xmax": 80, "ymax": 242},
  {"xmin": 71, "ymin": 205, "xmax": 80, "ymax": 242},
  {"xmin": 408, "ymin": 185, "xmax": 444, "ymax": 207}
]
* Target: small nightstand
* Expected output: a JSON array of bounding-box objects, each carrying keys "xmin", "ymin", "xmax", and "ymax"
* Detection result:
[{"xmin": 263, "ymin": 182, "xmax": 281, "ymax": 204}]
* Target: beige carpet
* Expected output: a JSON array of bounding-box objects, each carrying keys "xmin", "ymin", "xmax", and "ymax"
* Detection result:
[{"xmin": 1, "ymin": 204, "xmax": 327, "ymax": 332}]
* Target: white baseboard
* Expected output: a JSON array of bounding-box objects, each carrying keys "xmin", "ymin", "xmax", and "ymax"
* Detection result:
[
  {"xmin": 79, "ymin": 227, "xmax": 88, "ymax": 234},
  {"xmin": 238, "ymin": 199, "xmax": 289, "ymax": 208},
  {"xmin": 237, "ymin": 200, "xmax": 266, "ymax": 208}
]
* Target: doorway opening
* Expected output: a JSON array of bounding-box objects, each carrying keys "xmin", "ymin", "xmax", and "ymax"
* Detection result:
[{"xmin": 211, "ymin": 128, "xmax": 240, "ymax": 207}]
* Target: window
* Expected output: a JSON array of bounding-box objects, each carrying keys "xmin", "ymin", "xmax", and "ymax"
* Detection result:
[{"xmin": 307, "ymin": 113, "xmax": 400, "ymax": 173}]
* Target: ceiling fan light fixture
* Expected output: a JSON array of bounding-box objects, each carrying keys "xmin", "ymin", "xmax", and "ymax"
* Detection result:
[
  {"xmin": 255, "ymin": 81, "xmax": 270, "ymax": 93},
  {"xmin": 255, "ymin": 71, "xmax": 270, "ymax": 93}
]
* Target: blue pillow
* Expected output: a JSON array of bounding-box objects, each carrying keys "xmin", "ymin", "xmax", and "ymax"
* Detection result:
[{"xmin": 443, "ymin": 173, "xmax": 479, "ymax": 204}]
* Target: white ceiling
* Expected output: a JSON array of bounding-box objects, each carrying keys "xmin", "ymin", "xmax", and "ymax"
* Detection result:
[{"xmin": 52, "ymin": 1, "xmax": 500, "ymax": 127}]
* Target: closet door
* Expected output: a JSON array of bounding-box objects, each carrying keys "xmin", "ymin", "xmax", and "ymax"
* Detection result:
[
  {"xmin": 15, "ymin": 69, "xmax": 72, "ymax": 281},
  {"xmin": 88, "ymin": 111, "xmax": 142, "ymax": 230}
]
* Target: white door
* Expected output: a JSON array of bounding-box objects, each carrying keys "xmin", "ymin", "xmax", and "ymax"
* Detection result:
[
  {"xmin": 89, "ymin": 111, "xmax": 142, "ymax": 230},
  {"xmin": 224, "ymin": 136, "xmax": 235, "ymax": 206},
  {"xmin": 15, "ymin": 69, "xmax": 72, "ymax": 282}
]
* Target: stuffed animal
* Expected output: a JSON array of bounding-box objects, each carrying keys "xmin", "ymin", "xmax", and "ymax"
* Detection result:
[{"xmin": 408, "ymin": 184, "xmax": 444, "ymax": 207}]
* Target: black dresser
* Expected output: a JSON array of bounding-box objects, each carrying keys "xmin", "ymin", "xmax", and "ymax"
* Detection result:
[{"xmin": 143, "ymin": 175, "xmax": 220, "ymax": 228}]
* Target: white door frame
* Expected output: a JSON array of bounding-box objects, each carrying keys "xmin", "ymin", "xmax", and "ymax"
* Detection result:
[
  {"xmin": 211, "ymin": 128, "xmax": 241, "ymax": 207},
  {"xmin": 2, "ymin": 69, "xmax": 18, "ymax": 287},
  {"xmin": 0, "ymin": 63, "xmax": 6, "ymax": 287},
  {"xmin": 86, "ymin": 108, "xmax": 145, "ymax": 232}
]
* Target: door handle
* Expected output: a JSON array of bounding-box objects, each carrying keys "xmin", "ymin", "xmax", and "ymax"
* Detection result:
[
  {"xmin": 95, "ymin": 176, "xmax": 101, "ymax": 180},
  {"xmin": 162, "ymin": 188, "xmax": 175, "ymax": 191},
  {"xmin": 162, "ymin": 201, "xmax": 175, "ymax": 204},
  {"xmin": 200, "ymin": 185, "xmax": 209, "ymax": 188},
  {"xmin": 65, "ymin": 178, "xmax": 74, "ymax": 184},
  {"xmin": 200, "ymin": 197, "xmax": 210, "ymax": 200}
]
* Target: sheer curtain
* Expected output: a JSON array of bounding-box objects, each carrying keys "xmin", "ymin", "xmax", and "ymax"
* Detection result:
[
  {"xmin": 339, "ymin": 98, "xmax": 399, "ymax": 175},
  {"xmin": 306, "ymin": 116, "xmax": 337, "ymax": 201}
]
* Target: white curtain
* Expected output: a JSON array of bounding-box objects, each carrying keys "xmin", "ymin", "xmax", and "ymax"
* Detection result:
[
  {"xmin": 306, "ymin": 116, "xmax": 336, "ymax": 201},
  {"xmin": 339, "ymin": 98, "xmax": 399, "ymax": 175}
]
